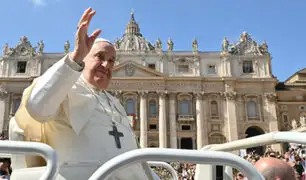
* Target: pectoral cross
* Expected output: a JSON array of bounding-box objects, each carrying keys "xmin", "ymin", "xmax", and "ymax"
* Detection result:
[{"xmin": 109, "ymin": 122, "xmax": 124, "ymax": 149}]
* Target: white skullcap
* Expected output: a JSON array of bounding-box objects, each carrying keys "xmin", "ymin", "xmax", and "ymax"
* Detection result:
[{"xmin": 94, "ymin": 38, "xmax": 113, "ymax": 45}]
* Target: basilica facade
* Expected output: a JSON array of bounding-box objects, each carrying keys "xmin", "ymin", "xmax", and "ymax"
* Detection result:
[{"xmin": 0, "ymin": 12, "xmax": 297, "ymax": 152}]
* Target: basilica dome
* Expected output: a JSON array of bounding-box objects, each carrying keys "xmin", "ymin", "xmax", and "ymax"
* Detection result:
[{"xmin": 114, "ymin": 12, "xmax": 155, "ymax": 52}]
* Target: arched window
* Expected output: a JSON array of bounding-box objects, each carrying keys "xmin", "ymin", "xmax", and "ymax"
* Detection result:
[
  {"xmin": 247, "ymin": 101, "xmax": 257, "ymax": 119},
  {"xmin": 211, "ymin": 101, "xmax": 218, "ymax": 118},
  {"xmin": 179, "ymin": 100, "xmax": 190, "ymax": 115},
  {"xmin": 149, "ymin": 100, "xmax": 157, "ymax": 117},
  {"xmin": 126, "ymin": 99, "xmax": 135, "ymax": 114}
]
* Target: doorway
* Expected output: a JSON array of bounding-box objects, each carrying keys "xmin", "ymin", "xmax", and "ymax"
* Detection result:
[
  {"xmin": 245, "ymin": 126, "xmax": 265, "ymax": 155},
  {"xmin": 180, "ymin": 138, "xmax": 193, "ymax": 149}
]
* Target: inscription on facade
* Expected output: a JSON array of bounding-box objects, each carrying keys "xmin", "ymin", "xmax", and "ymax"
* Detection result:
[{"xmin": 109, "ymin": 80, "xmax": 225, "ymax": 92}]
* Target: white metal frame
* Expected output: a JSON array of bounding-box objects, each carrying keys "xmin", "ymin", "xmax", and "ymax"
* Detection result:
[
  {"xmin": 88, "ymin": 148, "xmax": 264, "ymax": 180},
  {"xmin": 147, "ymin": 161, "xmax": 179, "ymax": 180},
  {"xmin": 195, "ymin": 131, "xmax": 306, "ymax": 180},
  {"xmin": 0, "ymin": 141, "xmax": 58, "ymax": 180},
  {"xmin": 4, "ymin": 132, "xmax": 304, "ymax": 180}
]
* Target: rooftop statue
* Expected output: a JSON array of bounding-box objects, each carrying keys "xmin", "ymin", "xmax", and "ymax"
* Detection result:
[{"xmin": 167, "ymin": 38, "xmax": 173, "ymax": 52}]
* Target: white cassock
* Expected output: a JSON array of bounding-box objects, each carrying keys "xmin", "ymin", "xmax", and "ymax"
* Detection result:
[{"xmin": 9, "ymin": 53, "xmax": 160, "ymax": 180}]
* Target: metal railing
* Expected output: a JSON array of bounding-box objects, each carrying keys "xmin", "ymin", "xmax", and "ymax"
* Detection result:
[
  {"xmin": 88, "ymin": 148, "xmax": 264, "ymax": 180},
  {"xmin": 196, "ymin": 131, "xmax": 306, "ymax": 180},
  {"xmin": 201, "ymin": 131, "xmax": 306, "ymax": 152},
  {"xmin": 0, "ymin": 141, "xmax": 58, "ymax": 180},
  {"xmin": 147, "ymin": 161, "xmax": 179, "ymax": 180}
]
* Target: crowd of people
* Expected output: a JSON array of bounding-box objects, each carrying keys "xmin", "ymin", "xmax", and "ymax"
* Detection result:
[
  {"xmin": 0, "ymin": 134, "xmax": 11, "ymax": 180},
  {"xmin": 233, "ymin": 144, "xmax": 306, "ymax": 180},
  {"xmin": 152, "ymin": 162, "xmax": 196, "ymax": 180}
]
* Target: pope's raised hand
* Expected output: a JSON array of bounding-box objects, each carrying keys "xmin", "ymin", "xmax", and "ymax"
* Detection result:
[{"xmin": 71, "ymin": 8, "xmax": 102, "ymax": 63}]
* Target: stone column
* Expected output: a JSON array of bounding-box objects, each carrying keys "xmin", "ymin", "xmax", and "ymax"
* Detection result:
[
  {"xmin": 195, "ymin": 92, "xmax": 205, "ymax": 149},
  {"xmin": 169, "ymin": 93, "xmax": 177, "ymax": 149},
  {"xmin": 113, "ymin": 90, "xmax": 122, "ymax": 101},
  {"xmin": 158, "ymin": 91, "xmax": 167, "ymax": 148},
  {"xmin": 224, "ymin": 91, "xmax": 239, "ymax": 148},
  {"xmin": 264, "ymin": 93, "xmax": 282, "ymax": 152},
  {"xmin": 139, "ymin": 91, "xmax": 148, "ymax": 148},
  {"xmin": 202, "ymin": 95, "xmax": 209, "ymax": 146},
  {"xmin": 221, "ymin": 56, "xmax": 231, "ymax": 77},
  {"xmin": 222, "ymin": 91, "xmax": 239, "ymax": 180},
  {"xmin": 0, "ymin": 87, "xmax": 9, "ymax": 133}
]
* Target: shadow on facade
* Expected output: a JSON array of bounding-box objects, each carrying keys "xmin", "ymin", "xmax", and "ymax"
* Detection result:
[{"xmin": 245, "ymin": 126, "xmax": 265, "ymax": 155}]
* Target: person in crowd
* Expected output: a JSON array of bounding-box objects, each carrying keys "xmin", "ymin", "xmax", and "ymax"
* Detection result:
[{"xmin": 254, "ymin": 157, "xmax": 297, "ymax": 180}]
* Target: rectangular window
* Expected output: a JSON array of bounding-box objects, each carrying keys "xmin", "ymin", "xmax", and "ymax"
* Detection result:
[
  {"xmin": 208, "ymin": 65, "xmax": 216, "ymax": 74},
  {"xmin": 181, "ymin": 125, "xmax": 191, "ymax": 131},
  {"xmin": 17, "ymin": 61, "xmax": 27, "ymax": 73},
  {"xmin": 126, "ymin": 99, "xmax": 135, "ymax": 114},
  {"xmin": 180, "ymin": 100, "xmax": 190, "ymax": 115},
  {"xmin": 149, "ymin": 124, "xmax": 157, "ymax": 130},
  {"xmin": 177, "ymin": 65, "xmax": 189, "ymax": 73},
  {"xmin": 148, "ymin": 63, "xmax": 156, "ymax": 70},
  {"xmin": 149, "ymin": 103, "xmax": 157, "ymax": 116},
  {"xmin": 243, "ymin": 61, "xmax": 253, "ymax": 73}
]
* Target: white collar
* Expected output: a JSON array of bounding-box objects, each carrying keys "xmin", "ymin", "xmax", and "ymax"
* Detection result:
[{"xmin": 79, "ymin": 74, "xmax": 104, "ymax": 92}]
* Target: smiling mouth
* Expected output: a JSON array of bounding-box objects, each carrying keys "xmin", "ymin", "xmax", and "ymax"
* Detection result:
[{"xmin": 95, "ymin": 70, "xmax": 109, "ymax": 77}]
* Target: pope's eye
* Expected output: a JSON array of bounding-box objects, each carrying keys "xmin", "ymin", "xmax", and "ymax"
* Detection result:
[{"xmin": 96, "ymin": 54, "xmax": 105, "ymax": 60}]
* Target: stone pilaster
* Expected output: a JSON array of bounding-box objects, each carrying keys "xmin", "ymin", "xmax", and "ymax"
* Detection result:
[
  {"xmin": 221, "ymin": 56, "xmax": 231, "ymax": 77},
  {"xmin": 169, "ymin": 93, "xmax": 177, "ymax": 149},
  {"xmin": 158, "ymin": 91, "xmax": 167, "ymax": 148},
  {"xmin": 0, "ymin": 87, "xmax": 9, "ymax": 132},
  {"xmin": 139, "ymin": 91, "xmax": 148, "ymax": 148},
  {"xmin": 202, "ymin": 94, "xmax": 209, "ymax": 146},
  {"xmin": 264, "ymin": 93, "xmax": 282, "ymax": 152},
  {"xmin": 194, "ymin": 92, "xmax": 205, "ymax": 149},
  {"xmin": 223, "ymin": 91, "xmax": 239, "ymax": 150}
]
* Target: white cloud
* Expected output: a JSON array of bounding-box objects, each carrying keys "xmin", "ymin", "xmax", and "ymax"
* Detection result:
[{"xmin": 30, "ymin": 0, "xmax": 47, "ymax": 7}]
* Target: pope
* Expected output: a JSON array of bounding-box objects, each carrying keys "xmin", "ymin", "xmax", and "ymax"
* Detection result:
[{"xmin": 9, "ymin": 7, "xmax": 159, "ymax": 180}]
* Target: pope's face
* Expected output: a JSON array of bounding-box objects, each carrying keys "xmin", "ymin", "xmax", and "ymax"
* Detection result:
[{"xmin": 83, "ymin": 41, "xmax": 116, "ymax": 89}]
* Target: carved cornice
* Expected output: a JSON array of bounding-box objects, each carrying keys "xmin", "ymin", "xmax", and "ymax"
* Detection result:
[
  {"xmin": 193, "ymin": 91, "xmax": 204, "ymax": 99},
  {"xmin": 138, "ymin": 90, "xmax": 149, "ymax": 97},
  {"xmin": 156, "ymin": 90, "xmax": 167, "ymax": 97},
  {"xmin": 221, "ymin": 91, "xmax": 237, "ymax": 101},
  {"xmin": 265, "ymin": 92, "xmax": 277, "ymax": 102},
  {"xmin": 0, "ymin": 87, "xmax": 8, "ymax": 100},
  {"xmin": 229, "ymin": 32, "xmax": 269, "ymax": 56},
  {"xmin": 108, "ymin": 90, "xmax": 122, "ymax": 99},
  {"xmin": 3, "ymin": 36, "xmax": 37, "ymax": 57}
]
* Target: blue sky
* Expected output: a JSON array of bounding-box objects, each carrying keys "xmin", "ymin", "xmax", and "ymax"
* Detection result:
[{"xmin": 1, "ymin": 0, "xmax": 305, "ymax": 81}]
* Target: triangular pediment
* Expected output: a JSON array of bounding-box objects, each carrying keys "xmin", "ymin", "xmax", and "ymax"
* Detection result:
[
  {"xmin": 285, "ymin": 68, "xmax": 306, "ymax": 84},
  {"xmin": 112, "ymin": 60, "xmax": 165, "ymax": 78}
]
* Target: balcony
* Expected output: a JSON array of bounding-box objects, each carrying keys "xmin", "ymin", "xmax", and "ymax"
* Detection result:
[{"xmin": 177, "ymin": 114, "xmax": 194, "ymax": 121}]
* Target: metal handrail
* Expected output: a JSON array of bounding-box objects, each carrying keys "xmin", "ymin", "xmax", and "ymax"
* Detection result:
[
  {"xmin": 0, "ymin": 141, "xmax": 58, "ymax": 180},
  {"xmin": 196, "ymin": 131, "xmax": 306, "ymax": 180},
  {"xmin": 201, "ymin": 131, "xmax": 306, "ymax": 151},
  {"xmin": 147, "ymin": 161, "xmax": 179, "ymax": 180},
  {"xmin": 88, "ymin": 148, "xmax": 264, "ymax": 180}
]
